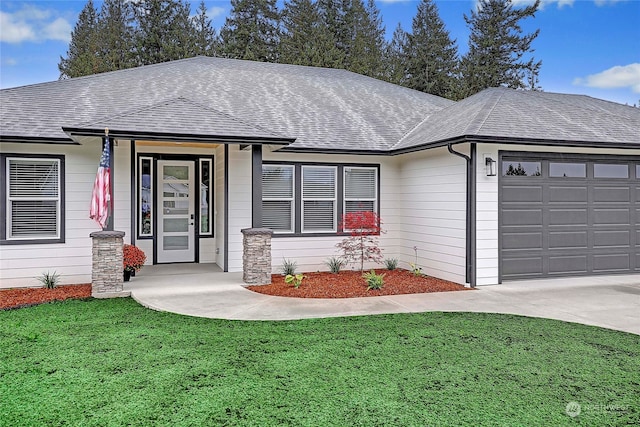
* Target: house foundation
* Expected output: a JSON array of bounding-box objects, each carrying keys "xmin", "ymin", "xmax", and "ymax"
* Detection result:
[
  {"xmin": 241, "ymin": 228, "xmax": 273, "ymax": 285},
  {"xmin": 90, "ymin": 230, "xmax": 131, "ymax": 298}
]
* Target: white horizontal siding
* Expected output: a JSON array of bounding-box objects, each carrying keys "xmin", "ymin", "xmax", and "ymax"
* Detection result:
[
  {"xmin": 215, "ymin": 145, "xmax": 226, "ymax": 268},
  {"xmin": 396, "ymin": 147, "xmax": 467, "ymax": 284},
  {"xmin": 226, "ymin": 146, "xmax": 252, "ymax": 272}
]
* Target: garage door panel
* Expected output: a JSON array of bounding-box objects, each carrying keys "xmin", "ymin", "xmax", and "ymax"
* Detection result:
[
  {"xmin": 592, "ymin": 208, "xmax": 630, "ymax": 226},
  {"xmin": 549, "ymin": 255, "xmax": 587, "ymax": 275},
  {"xmin": 548, "ymin": 186, "xmax": 587, "ymax": 203},
  {"xmin": 592, "ymin": 253, "xmax": 630, "ymax": 272},
  {"xmin": 548, "ymin": 209, "xmax": 587, "ymax": 226},
  {"xmin": 593, "ymin": 186, "xmax": 630, "ymax": 203},
  {"xmin": 502, "ymin": 256, "xmax": 543, "ymax": 276},
  {"xmin": 502, "ymin": 186, "xmax": 542, "ymax": 203},
  {"xmin": 549, "ymin": 231, "xmax": 588, "ymax": 249},
  {"xmin": 502, "ymin": 232, "xmax": 542, "ymax": 250},
  {"xmin": 502, "ymin": 209, "xmax": 542, "ymax": 226},
  {"xmin": 500, "ymin": 154, "xmax": 637, "ymax": 281},
  {"xmin": 593, "ymin": 230, "xmax": 630, "ymax": 248}
]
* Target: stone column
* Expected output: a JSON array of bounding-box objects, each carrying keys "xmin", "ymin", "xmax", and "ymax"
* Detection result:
[
  {"xmin": 241, "ymin": 228, "xmax": 273, "ymax": 285},
  {"xmin": 90, "ymin": 230, "xmax": 131, "ymax": 298}
]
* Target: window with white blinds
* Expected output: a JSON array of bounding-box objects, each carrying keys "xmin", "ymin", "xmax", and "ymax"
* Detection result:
[
  {"xmin": 302, "ymin": 166, "xmax": 337, "ymax": 232},
  {"xmin": 6, "ymin": 157, "xmax": 61, "ymax": 240},
  {"xmin": 262, "ymin": 165, "xmax": 294, "ymax": 232},
  {"xmin": 344, "ymin": 167, "xmax": 377, "ymax": 215}
]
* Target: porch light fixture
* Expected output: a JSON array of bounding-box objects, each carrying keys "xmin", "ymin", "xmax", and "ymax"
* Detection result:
[{"xmin": 485, "ymin": 157, "xmax": 497, "ymax": 176}]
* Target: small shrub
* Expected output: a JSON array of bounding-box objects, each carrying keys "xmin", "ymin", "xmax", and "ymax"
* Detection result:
[
  {"xmin": 325, "ymin": 257, "xmax": 345, "ymax": 274},
  {"xmin": 409, "ymin": 263, "xmax": 423, "ymax": 277},
  {"xmin": 38, "ymin": 271, "xmax": 60, "ymax": 289},
  {"xmin": 336, "ymin": 211, "xmax": 384, "ymax": 272},
  {"xmin": 363, "ymin": 269, "xmax": 385, "ymax": 290},
  {"xmin": 285, "ymin": 273, "xmax": 305, "ymax": 288},
  {"xmin": 384, "ymin": 258, "xmax": 399, "ymax": 270},
  {"xmin": 281, "ymin": 259, "xmax": 297, "ymax": 276}
]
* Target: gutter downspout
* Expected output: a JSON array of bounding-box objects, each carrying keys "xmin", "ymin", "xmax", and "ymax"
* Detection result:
[{"xmin": 447, "ymin": 143, "xmax": 477, "ymax": 288}]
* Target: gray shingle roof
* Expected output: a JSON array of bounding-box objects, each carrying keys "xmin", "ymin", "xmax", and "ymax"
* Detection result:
[
  {"xmin": 1, "ymin": 58, "xmax": 638, "ymax": 151},
  {"xmin": 66, "ymin": 97, "xmax": 290, "ymax": 142},
  {"xmin": 0, "ymin": 56, "xmax": 452, "ymax": 150},
  {"xmin": 394, "ymin": 87, "xmax": 640, "ymax": 151}
]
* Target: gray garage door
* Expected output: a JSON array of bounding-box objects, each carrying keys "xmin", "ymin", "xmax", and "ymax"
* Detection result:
[{"xmin": 499, "ymin": 153, "xmax": 640, "ymax": 280}]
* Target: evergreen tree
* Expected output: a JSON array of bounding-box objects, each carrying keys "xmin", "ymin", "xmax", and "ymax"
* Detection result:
[
  {"xmin": 98, "ymin": 0, "xmax": 135, "ymax": 71},
  {"xmin": 192, "ymin": 0, "xmax": 219, "ymax": 56},
  {"xmin": 383, "ymin": 23, "xmax": 409, "ymax": 86},
  {"xmin": 405, "ymin": 0, "xmax": 458, "ymax": 99},
  {"xmin": 459, "ymin": 0, "xmax": 542, "ymax": 98},
  {"xmin": 219, "ymin": 0, "xmax": 281, "ymax": 62},
  {"xmin": 133, "ymin": 0, "xmax": 197, "ymax": 65},
  {"xmin": 345, "ymin": 0, "xmax": 386, "ymax": 78},
  {"xmin": 280, "ymin": 0, "xmax": 342, "ymax": 67},
  {"xmin": 59, "ymin": 0, "xmax": 101, "ymax": 78}
]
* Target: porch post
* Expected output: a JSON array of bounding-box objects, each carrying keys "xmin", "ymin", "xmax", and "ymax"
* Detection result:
[
  {"xmin": 241, "ymin": 228, "xmax": 272, "ymax": 284},
  {"xmin": 90, "ymin": 230, "xmax": 131, "ymax": 298},
  {"xmin": 251, "ymin": 145, "xmax": 262, "ymax": 228}
]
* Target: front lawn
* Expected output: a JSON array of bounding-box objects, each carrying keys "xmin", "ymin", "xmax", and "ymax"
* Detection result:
[{"xmin": 0, "ymin": 298, "xmax": 638, "ymax": 426}]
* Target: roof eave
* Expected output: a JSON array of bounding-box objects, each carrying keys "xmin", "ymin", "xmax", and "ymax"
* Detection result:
[
  {"xmin": 0, "ymin": 135, "xmax": 78, "ymax": 145},
  {"xmin": 62, "ymin": 127, "xmax": 295, "ymax": 145}
]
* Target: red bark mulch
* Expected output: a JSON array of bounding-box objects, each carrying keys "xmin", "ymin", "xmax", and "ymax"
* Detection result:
[
  {"xmin": 0, "ymin": 284, "xmax": 92, "ymax": 310},
  {"xmin": 247, "ymin": 269, "xmax": 471, "ymax": 298}
]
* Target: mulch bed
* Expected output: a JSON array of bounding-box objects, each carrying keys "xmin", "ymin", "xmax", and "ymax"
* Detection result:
[
  {"xmin": 247, "ymin": 269, "xmax": 471, "ymax": 298},
  {"xmin": 0, "ymin": 284, "xmax": 92, "ymax": 310}
]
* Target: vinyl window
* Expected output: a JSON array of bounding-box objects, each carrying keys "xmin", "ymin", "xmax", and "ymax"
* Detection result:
[
  {"xmin": 262, "ymin": 165, "xmax": 294, "ymax": 232},
  {"xmin": 302, "ymin": 166, "xmax": 337, "ymax": 232},
  {"xmin": 4, "ymin": 156, "xmax": 63, "ymax": 243}
]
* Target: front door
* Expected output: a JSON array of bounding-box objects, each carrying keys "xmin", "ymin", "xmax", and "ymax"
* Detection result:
[{"xmin": 157, "ymin": 160, "xmax": 195, "ymax": 263}]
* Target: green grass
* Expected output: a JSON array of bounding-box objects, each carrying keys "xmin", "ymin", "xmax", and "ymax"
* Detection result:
[{"xmin": 1, "ymin": 299, "xmax": 638, "ymax": 426}]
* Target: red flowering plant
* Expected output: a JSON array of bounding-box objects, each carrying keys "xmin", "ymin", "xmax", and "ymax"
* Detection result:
[
  {"xmin": 336, "ymin": 211, "xmax": 383, "ymax": 272},
  {"xmin": 123, "ymin": 244, "xmax": 147, "ymax": 272}
]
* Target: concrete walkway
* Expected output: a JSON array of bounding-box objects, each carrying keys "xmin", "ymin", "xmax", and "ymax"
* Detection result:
[{"xmin": 126, "ymin": 264, "xmax": 640, "ymax": 334}]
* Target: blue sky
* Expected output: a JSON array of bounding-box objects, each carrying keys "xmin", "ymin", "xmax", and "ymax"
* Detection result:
[{"xmin": 1, "ymin": 0, "xmax": 639, "ymax": 104}]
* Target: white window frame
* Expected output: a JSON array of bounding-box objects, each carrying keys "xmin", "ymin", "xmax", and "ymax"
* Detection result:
[
  {"xmin": 301, "ymin": 165, "xmax": 337, "ymax": 233},
  {"xmin": 262, "ymin": 164, "xmax": 295, "ymax": 233},
  {"xmin": 343, "ymin": 166, "xmax": 378, "ymax": 218},
  {"xmin": 6, "ymin": 156, "xmax": 62, "ymax": 241}
]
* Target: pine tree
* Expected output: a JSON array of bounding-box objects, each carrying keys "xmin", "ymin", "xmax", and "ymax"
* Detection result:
[
  {"xmin": 133, "ymin": 0, "xmax": 197, "ymax": 65},
  {"xmin": 58, "ymin": 0, "xmax": 101, "ymax": 78},
  {"xmin": 459, "ymin": 0, "xmax": 542, "ymax": 98},
  {"xmin": 280, "ymin": 0, "xmax": 342, "ymax": 67},
  {"xmin": 192, "ymin": 0, "xmax": 219, "ymax": 56},
  {"xmin": 405, "ymin": 0, "xmax": 458, "ymax": 99},
  {"xmin": 219, "ymin": 0, "xmax": 281, "ymax": 62},
  {"xmin": 383, "ymin": 23, "xmax": 409, "ymax": 86},
  {"xmin": 98, "ymin": 0, "xmax": 135, "ymax": 71},
  {"xmin": 345, "ymin": 0, "xmax": 386, "ymax": 78}
]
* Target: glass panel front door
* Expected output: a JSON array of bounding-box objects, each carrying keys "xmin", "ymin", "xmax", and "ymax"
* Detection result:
[{"xmin": 157, "ymin": 160, "xmax": 195, "ymax": 263}]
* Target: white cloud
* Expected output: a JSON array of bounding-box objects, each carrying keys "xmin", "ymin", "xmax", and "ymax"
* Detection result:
[
  {"xmin": 2, "ymin": 57, "xmax": 18, "ymax": 66},
  {"xmin": 43, "ymin": 17, "xmax": 72, "ymax": 42},
  {"xmin": 377, "ymin": 0, "xmax": 412, "ymax": 3},
  {"xmin": 480, "ymin": 0, "xmax": 626, "ymax": 10},
  {"xmin": 573, "ymin": 64, "xmax": 640, "ymax": 93},
  {"xmin": 208, "ymin": 6, "xmax": 225, "ymax": 20},
  {"xmin": 0, "ymin": 6, "xmax": 71, "ymax": 44},
  {"xmin": 0, "ymin": 11, "xmax": 37, "ymax": 43}
]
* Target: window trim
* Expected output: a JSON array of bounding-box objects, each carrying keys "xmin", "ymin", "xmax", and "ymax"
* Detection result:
[
  {"xmin": 1, "ymin": 153, "xmax": 65, "ymax": 245},
  {"xmin": 262, "ymin": 161, "xmax": 380, "ymax": 237},
  {"xmin": 138, "ymin": 156, "xmax": 153, "ymax": 238},
  {"xmin": 199, "ymin": 158, "xmax": 214, "ymax": 236}
]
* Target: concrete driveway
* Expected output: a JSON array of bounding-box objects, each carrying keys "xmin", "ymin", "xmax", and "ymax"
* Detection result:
[{"xmin": 126, "ymin": 265, "xmax": 639, "ymax": 334}]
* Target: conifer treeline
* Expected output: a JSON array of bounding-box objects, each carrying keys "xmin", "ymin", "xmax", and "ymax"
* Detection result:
[{"xmin": 59, "ymin": 0, "xmax": 541, "ymax": 100}]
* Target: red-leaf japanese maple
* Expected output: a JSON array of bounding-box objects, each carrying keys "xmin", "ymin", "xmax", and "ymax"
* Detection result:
[{"xmin": 336, "ymin": 211, "xmax": 383, "ymax": 272}]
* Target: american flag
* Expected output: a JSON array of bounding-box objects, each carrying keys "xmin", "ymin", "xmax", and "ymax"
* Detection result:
[{"xmin": 90, "ymin": 137, "xmax": 111, "ymax": 228}]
